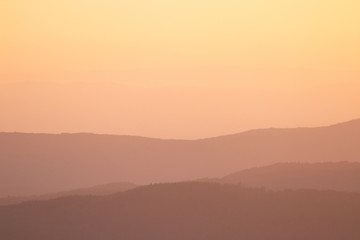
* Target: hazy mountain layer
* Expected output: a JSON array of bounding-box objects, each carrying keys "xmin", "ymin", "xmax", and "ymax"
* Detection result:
[
  {"xmin": 1, "ymin": 119, "xmax": 359, "ymax": 197},
  {"xmin": 0, "ymin": 182, "xmax": 137, "ymax": 206},
  {"xmin": 1, "ymin": 182, "xmax": 360, "ymax": 240},
  {"xmin": 218, "ymin": 162, "xmax": 360, "ymax": 192}
]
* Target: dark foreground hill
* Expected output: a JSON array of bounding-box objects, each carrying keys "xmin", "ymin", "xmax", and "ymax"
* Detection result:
[
  {"xmin": 0, "ymin": 182, "xmax": 137, "ymax": 206},
  {"xmin": 1, "ymin": 182, "xmax": 360, "ymax": 240},
  {"xmin": 1, "ymin": 119, "xmax": 359, "ymax": 197},
  {"xmin": 218, "ymin": 162, "xmax": 360, "ymax": 192}
]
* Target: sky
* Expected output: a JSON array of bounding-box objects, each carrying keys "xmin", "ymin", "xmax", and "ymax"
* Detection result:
[{"xmin": 1, "ymin": 0, "xmax": 359, "ymax": 139}]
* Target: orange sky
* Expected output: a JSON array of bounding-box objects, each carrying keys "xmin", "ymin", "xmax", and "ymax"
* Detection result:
[{"xmin": 1, "ymin": 0, "xmax": 359, "ymax": 139}]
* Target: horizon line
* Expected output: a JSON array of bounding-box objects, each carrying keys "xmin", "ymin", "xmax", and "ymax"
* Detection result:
[{"xmin": 1, "ymin": 118, "xmax": 359, "ymax": 141}]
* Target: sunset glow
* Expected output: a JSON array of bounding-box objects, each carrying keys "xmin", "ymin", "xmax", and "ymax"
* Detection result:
[{"xmin": 1, "ymin": 0, "xmax": 359, "ymax": 138}]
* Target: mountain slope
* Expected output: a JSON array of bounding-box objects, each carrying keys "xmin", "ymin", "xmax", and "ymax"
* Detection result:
[
  {"xmin": 0, "ymin": 182, "xmax": 137, "ymax": 206},
  {"xmin": 0, "ymin": 119, "xmax": 359, "ymax": 197},
  {"xmin": 1, "ymin": 182, "xmax": 360, "ymax": 240},
  {"xmin": 220, "ymin": 162, "xmax": 360, "ymax": 192}
]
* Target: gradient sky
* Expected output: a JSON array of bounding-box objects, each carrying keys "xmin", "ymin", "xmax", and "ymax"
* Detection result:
[{"xmin": 1, "ymin": 0, "xmax": 359, "ymax": 139}]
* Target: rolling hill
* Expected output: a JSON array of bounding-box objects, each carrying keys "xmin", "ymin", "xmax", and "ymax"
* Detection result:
[
  {"xmin": 219, "ymin": 162, "xmax": 360, "ymax": 192},
  {"xmin": 1, "ymin": 182, "xmax": 360, "ymax": 240},
  {"xmin": 0, "ymin": 119, "xmax": 359, "ymax": 197},
  {"xmin": 0, "ymin": 182, "xmax": 137, "ymax": 206}
]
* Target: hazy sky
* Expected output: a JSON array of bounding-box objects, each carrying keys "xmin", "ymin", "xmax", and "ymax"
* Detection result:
[{"xmin": 1, "ymin": 0, "xmax": 359, "ymax": 138}]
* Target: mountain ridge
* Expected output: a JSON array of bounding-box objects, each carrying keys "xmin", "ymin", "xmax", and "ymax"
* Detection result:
[
  {"xmin": 1, "ymin": 118, "xmax": 359, "ymax": 141},
  {"xmin": 1, "ymin": 119, "xmax": 359, "ymax": 197},
  {"xmin": 218, "ymin": 162, "xmax": 360, "ymax": 192},
  {"xmin": 0, "ymin": 182, "xmax": 137, "ymax": 206},
  {"xmin": 1, "ymin": 182, "xmax": 360, "ymax": 240}
]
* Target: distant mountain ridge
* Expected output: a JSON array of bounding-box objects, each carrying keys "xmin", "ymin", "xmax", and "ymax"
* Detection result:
[
  {"xmin": 0, "ymin": 182, "xmax": 137, "ymax": 206},
  {"xmin": 0, "ymin": 119, "xmax": 359, "ymax": 197},
  {"xmin": 216, "ymin": 162, "xmax": 360, "ymax": 192},
  {"xmin": 1, "ymin": 182, "xmax": 360, "ymax": 240},
  {"xmin": 4, "ymin": 162, "xmax": 360, "ymax": 206}
]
